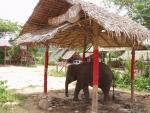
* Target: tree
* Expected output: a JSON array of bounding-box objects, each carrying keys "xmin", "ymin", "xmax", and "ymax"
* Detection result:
[
  {"xmin": 0, "ymin": 19, "xmax": 21, "ymax": 32},
  {"xmin": 105, "ymin": 0, "xmax": 150, "ymax": 29}
]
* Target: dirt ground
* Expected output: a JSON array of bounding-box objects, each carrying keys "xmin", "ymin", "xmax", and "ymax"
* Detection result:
[
  {"xmin": 4, "ymin": 89, "xmax": 150, "ymax": 113},
  {"xmin": 0, "ymin": 65, "xmax": 150, "ymax": 113}
]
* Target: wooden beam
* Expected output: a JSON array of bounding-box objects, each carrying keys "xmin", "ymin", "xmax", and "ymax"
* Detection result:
[{"xmin": 44, "ymin": 45, "xmax": 49, "ymax": 95}]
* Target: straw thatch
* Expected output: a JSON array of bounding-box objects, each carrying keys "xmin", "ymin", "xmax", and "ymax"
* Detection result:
[
  {"xmin": 17, "ymin": 0, "xmax": 150, "ymax": 48},
  {"xmin": 49, "ymin": 48, "xmax": 68, "ymax": 62},
  {"xmin": 0, "ymin": 39, "xmax": 11, "ymax": 48},
  {"xmin": 62, "ymin": 50, "xmax": 76, "ymax": 60}
]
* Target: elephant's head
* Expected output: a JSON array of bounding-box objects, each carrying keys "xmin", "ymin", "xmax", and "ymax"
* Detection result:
[{"xmin": 65, "ymin": 64, "xmax": 78, "ymax": 97}]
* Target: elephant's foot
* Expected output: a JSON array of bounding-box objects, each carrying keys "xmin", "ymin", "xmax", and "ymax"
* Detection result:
[
  {"xmin": 103, "ymin": 95, "xmax": 110, "ymax": 103},
  {"xmin": 73, "ymin": 97, "xmax": 79, "ymax": 101}
]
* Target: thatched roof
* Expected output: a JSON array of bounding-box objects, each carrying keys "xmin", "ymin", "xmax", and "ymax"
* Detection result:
[
  {"xmin": 0, "ymin": 39, "xmax": 11, "ymax": 48},
  {"xmin": 49, "ymin": 48, "xmax": 68, "ymax": 62},
  {"xmin": 62, "ymin": 51, "xmax": 76, "ymax": 60},
  {"xmin": 17, "ymin": 0, "xmax": 150, "ymax": 48}
]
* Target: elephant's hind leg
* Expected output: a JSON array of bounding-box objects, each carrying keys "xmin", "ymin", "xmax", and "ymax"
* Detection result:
[
  {"xmin": 83, "ymin": 86, "xmax": 90, "ymax": 103},
  {"xmin": 73, "ymin": 81, "xmax": 81, "ymax": 101}
]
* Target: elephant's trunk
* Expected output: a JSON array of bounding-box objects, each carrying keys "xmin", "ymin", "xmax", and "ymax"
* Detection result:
[{"xmin": 65, "ymin": 80, "xmax": 69, "ymax": 97}]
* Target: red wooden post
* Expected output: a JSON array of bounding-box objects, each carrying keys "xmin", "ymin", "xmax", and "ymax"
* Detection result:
[
  {"xmin": 44, "ymin": 45, "xmax": 49, "ymax": 95},
  {"xmin": 131, "ymin": 47, "xmax": 135, "ymax": 101},
  {"xmin": 92, "ymin": 47, "xmax": 99, "ymax": 113}
]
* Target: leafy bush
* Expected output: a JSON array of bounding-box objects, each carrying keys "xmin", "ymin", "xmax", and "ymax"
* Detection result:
[
  {"xmin": 113, "ymin": 69, "xmax": 150, "ymax": 91},
  {"xmin": 135, "ymin": 76, "xmax": 150, "ymax": 91},
  {"xmin": 136, "ymin": 56, "xmax": 145, "ymax": 75},
  {"xmin": 8, "ymin": 45, "xmax": 21, "ymax": 59},
  {"xmin": 0, "ymin": 49, "xmax": 4, "ymax": 64},
  {"xmin": 144, "ymin": 64, "xmax": 150, "ymax": 77},
  {"xmin": 113, "ymin": 70, "xmax": 130, "ymax": 88},
  {"xmin": 0, "ymin": 80, "xmax": 26, "ymax": 103}
]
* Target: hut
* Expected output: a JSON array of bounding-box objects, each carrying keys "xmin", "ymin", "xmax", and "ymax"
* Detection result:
[
  {"xmin": 17, "ymin": 0, "xmax": 150, "ymax": 112},
  {"xmin": 49, "ymin": 48, "xmax": 68, "ymax": 62},
  {"xmin": 62, "ymin": 50, "xmax": 81, "ymax": 63},
  {"xmin": 0, "ymin": 38, "xmax": 11, "ymax": 64}
]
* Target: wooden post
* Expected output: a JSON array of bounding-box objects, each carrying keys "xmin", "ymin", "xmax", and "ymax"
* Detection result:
[
  {"xmin": 82, "ymin": 37, "xmax": 87, "ymax": 63},
  {"xmin": 92, "ymin": 47, "xmax": 99, "ymax": 113},
  {"xmin": 44, "ymin": 45, "xmax": 49, "ymax": 95},
  {"xmin": 131, "ymin": 47, "xmax": 135, "ymax": 101},
  {"xmin": 91, "ymin": 22, "xmax": 100, "ymax": 113},
  {"xmin": 4, "ymin": 47, "xmax": 6, "ymax": 65}
]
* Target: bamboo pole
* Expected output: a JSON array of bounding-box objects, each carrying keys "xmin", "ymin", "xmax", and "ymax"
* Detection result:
[
  {"xmin": 44, "ymin": 45, "xmax": 49, "ymax": 95},
  {"xmin": 131, "ymin": 47, "xmax": 135, "ymax": 101}
]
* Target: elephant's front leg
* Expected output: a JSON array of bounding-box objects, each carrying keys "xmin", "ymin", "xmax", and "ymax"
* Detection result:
[
  {"xmin": 73, "ymin": 81, "xmax": 81, "ymax": 101},
  {"xmin": 83, "ymin": 86, "xmax": 90, "ymax": 103}
]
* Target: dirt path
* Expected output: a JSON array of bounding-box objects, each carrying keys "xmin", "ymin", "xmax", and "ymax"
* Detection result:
[{"xmin": 0, "ymin": 65, "xmax": 66, "ymax": 92}]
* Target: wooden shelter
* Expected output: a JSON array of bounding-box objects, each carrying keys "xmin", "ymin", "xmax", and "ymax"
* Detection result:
[
  {"xmin": 0, "ymin": 38, "xmax": 11, "ymax": 64},
  {"xmin": 17, "ymin": 0, "xmax": 150, "ymax": 112}
]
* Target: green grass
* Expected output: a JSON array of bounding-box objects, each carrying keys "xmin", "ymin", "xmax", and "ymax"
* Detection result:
[
  {"xmin": 0, "ymin": 80, "xmax": 27, "ymax": 103},
  {"xmin": 48, "ymin": 69, "xmax": 66, "ymax": 77}
]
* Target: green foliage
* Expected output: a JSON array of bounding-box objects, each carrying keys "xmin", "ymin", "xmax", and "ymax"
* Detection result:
[
  {"xmin": 135, "ymin": 76, "xmax": 150, "ymax": 91},
  {"xmin": 0, "ymin": 49, "xmax": 4, "ymax": 64},
  {"xmin": 144, "ymin": 64, "xmax": 150, "ymax": 77},
  {"xmin": 107, "ymin": 51, "xmax": 125, "ymax": 58},
  {"xmin": 136, "ymin": 56, "xmax": 145, "ymax": 69},
  {"xmin": 0, "ymin": 19, "xmax": 21, "ymax": 32},
  {"xmin": 113, "ymin": 70, "xmax": 130, "ymax": 88},
  {"xmin": 27, "ymin": 47, "xmax": 38, "ymax": 57},
  {"xmin": 48, "ymin": 69, "xmax": 65, "ymax": 77},
  {"xmin": 113, "ymin": 69, "xmax": 150, "ymax": 91},
  {"xmin": 105, "ymin": 0, "xmax": 150, "ymax": 29},
  {"xmin": 35, "ymin": 56, "xmax": 44, "ymax": 65},
  {"xmin": 0, "ymin": 80, "xmax": 26, "ymax": 103},
  {"xmin": 124, "ymin": 57, "xmax": 131, "ymax": 73},
  {"xmin": 8, "ymin": 45, "xmax": 21, "ymax": 59},
  {"xmin": 49, "ymin": 61, "xmax": 56, "ymax": 65}
]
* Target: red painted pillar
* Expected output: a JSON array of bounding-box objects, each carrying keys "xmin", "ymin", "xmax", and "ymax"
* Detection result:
[
  {"xmin": 92, "ymin": 47, "xmax": 99, "ymax": 113},
  {"xmin": 44, "ymin": 45, "xmax": 49, "ymax": 95},
  {"xmin": 131, "ymin": 48, "xmax": 135, "ymax": 101},
  {"xmin": 93, "ymin": 48, "xmax": 99, "ymax": 85}
]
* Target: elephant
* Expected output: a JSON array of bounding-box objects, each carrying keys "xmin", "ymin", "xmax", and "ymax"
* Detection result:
[{"xmin": 65, "ymin": 62, "xmax": 114, "ymax": 102}]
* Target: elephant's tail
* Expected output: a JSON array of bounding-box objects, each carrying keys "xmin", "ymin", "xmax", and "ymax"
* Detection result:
[{"xmin": 112, "ymin": 75, "xmax": 115, "ymax": 100}]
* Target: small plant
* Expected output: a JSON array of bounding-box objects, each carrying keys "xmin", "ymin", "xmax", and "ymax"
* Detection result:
[
  {"xmin": 136, "ymin": 56, "xmax": 145, "ymax": 75},
  {"xmin": 144, "ymin": 64, "xmax": 150, "ymax": 77},
  {"xmin": 49, "ymin": 61, "xmax": 56, "ymax": 65},
  {"xmin": 48, "ymin": 69, "xmax": 65, "ymax": 77}
]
